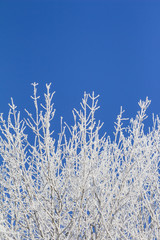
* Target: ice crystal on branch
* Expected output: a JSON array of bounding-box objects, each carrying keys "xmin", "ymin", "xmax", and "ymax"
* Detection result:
[{"xmin": 0, "ymin": 84, "xmax": 160, "ymax": 239}]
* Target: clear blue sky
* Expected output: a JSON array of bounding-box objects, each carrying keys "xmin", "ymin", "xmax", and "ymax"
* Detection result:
[{"xmin": 0, "ymin": 0, "xmax": 160, "ymax": 138}]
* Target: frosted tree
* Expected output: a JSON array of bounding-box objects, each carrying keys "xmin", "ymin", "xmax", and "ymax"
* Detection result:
[{"xmin": 0, "ymin": 83, "xmax": 160, "ymax": 239}]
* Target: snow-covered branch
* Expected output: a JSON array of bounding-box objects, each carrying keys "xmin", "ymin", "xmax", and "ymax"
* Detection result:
[{"xmin": 0, "ymin": 84, "xmax": 159, "ymax": 239}]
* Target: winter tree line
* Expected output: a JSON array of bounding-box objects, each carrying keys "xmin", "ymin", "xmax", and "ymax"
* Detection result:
[{"xmin": 0, "ymin": 83, "xmax": 160, "ymax": 239}]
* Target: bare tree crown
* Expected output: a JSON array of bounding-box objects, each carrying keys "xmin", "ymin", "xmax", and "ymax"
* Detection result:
[{"xmin": 0, "ymin": 84, "xmax": 160, "ymax": 239}]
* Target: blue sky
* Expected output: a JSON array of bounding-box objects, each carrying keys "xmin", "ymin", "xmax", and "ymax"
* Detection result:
[{"xmin": 0, "ymin": 0, "xmax": 160, "ymax": 139}]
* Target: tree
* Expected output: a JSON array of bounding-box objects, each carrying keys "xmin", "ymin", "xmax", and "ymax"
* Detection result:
[{"xmin": 0, "ymin": 83, "xmax": 160, "ymax": 239}]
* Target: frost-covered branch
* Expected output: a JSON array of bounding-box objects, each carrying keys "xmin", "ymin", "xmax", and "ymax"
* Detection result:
[{"xmin": 0, "ymin": 84, "xmax": 159, "ymax": 239}]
